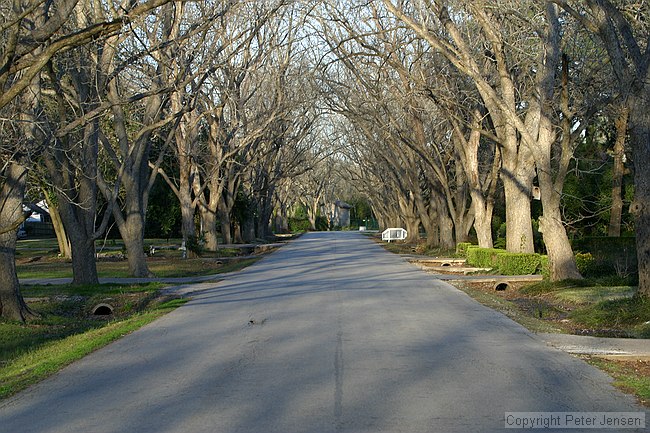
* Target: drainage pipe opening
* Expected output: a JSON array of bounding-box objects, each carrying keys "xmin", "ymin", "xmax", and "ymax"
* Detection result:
[{"xmin": 92, "ymin": 303, "xmax": 114, "ymax": 315}]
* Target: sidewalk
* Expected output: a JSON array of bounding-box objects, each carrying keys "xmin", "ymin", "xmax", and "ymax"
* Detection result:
[{"xmin": 538, "ymin": 333, "xmax": 650, "ymax": 357}]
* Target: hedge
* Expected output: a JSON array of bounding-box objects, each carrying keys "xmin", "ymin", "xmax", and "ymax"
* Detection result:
[
  {"xmin": 466, "ymin": 247, "xmax": 506, "ymax": 268},
  {"xmin": 456, "ymin": 242, "xmax": 474, "ymax": 257},
  {"xmin": 466, "ymin": 246, "xmax": 544, "ymax": 275},
  {"xmin": 495, "ymin": 252, "xmax": 542, "ymax": 276},
  {"xmin": 288, "ymin": 218, "xmax": 310, "ymax": 232}
]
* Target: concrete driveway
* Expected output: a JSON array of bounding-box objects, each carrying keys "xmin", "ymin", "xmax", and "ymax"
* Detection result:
[{"xmin": 0, "ymin": 232, "xmax": 646, "ymax": 432}]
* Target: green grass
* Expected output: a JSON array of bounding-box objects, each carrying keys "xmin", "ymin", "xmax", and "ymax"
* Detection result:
[
  {"xmin": 16, "ymin": 257, "xmax": 260, "ymax": 280},
  {"xmin": 516, "ymin": 278, "xmax": 647, "ymax": 336},
  {"xmin": 0, "ymin": 298, "xmax": 186, "ymax": 400},
  {"xmin": 570, "ymin": 296, "xmax": 650, "ymax": 338},
  {"xmin": 552, "ymin": 286, "xmax": 636, "ymax": 304},
  {"xmin": 21, "ymin": 282, "xmax": 165, "ymax": 297},
  {"xmin": 147, "ymin": 257, "xmax": 259, "ymax": 278},
  {"xmin": 586, "ymin": 357, "xmax": 650, "ymax": 407},
  {"xmin": 520, "ymin": 276, "xmax": 637, "ymax": 295}
]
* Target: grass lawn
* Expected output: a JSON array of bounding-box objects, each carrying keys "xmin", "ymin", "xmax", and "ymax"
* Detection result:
[
  {"xmin": 0, "ymin": 285, "xmax": 187, "ymax": 400},
  {"xmin": 16, "ymin": 237, "xmax": 261, "ymax": 280}
]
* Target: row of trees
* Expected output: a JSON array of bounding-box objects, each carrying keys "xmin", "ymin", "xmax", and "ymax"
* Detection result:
[
  {"xmin": 1, "ymin": 0, "xmax": 649, "ymax": 321},
  {"xmin": 307, "ymin": 0, "xmax": 649, "ymax": 296},
  {"xmin": 0, "ymin": 0, "xmax": 324, "ymax": 321}
]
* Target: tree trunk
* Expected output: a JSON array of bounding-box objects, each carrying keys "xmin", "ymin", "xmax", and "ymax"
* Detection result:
[
  {"xmin": 539, "ymin": 210, "xmax": 581, "ymax": 280},
  {"xmin": 70, "ymin": 239, "xmax": 100, "ymax": 285},
  {"xmin": 44, "ymin": 134, "xmax": 102, "ymax": 285},
  {"xmin": 461, "ymin": 115, "xmax": 497, "ymax": 248},
  {"xmin": 242, "ymin": 215, "xmax": 256, "ymax": 243},
  {"xmin": 398, "ymin": 196, "xmax": 420, "ymax": 243},
  {"xmin": 257, "ymin": 190, "xmax": 275, "ymax": 239},
  {"xmin": 307, "ymin": 200, "xmax": 319, "ymax": 230},
  {"xmin": 218, "ymin": 192, "xmax": 234, "ymax": 245},
  {"xmin": 431, "ymin": 193, "xmax": 455, "ymax": 250},
  {"xmin": 233, "ymin": 222, "xmax": 243, "ymax": 244},
  {"xmin": 473, "ymin": 195, "xmax": 494, "ymax": 248},
  {"xmin": 537, "ymin": 120, "xmax": 582, "ymax": 280},
  {"xmin": 609, "ymin": 107, "xmax": 628, "ymax": 237},
  {"xmin": 200, "ymin": 205, "xmax": 219, "ymax": 250},
  {"xmin": 453, "ymin": 210, "xmax": 473, "ymax": 245},
  {"xmin": 276, "ymin": 200, "xmax": 290, "ymax": 233},
  {"xmin": 120, "ymin": 216, "xmax": 151, "ymax": 277},
  {"xmin": 219, "ymin": 208, "xmax": 233, "ymax": 245},
  {"xmin": 628, "ymin": 92, "xmax": 650, "ymax": 297},
  {"xmin": 438, "ymin": 211, "xmax": 455, "ymax": 251},
  {"xmin": 404, "ymin": 216, "xmax": 420, "ymax": 243},
  {"xmin": 424, "ymin": 221, "xmax": 440, "ymax": 248},
  {"xmin": 0, "ymin": 163, "xmax": 33, "ymax": 321},
  {"xmin": 179, "ymin": 153, "xmax": 196, "ymax": 253},
  {"xmin": 529, "ymin": 29, "xmax": 581, "ymax": 281},
  {"xmin": 45, "ymin": 194, "xmax": 72, "ymax": 259},
  {"xmin": 501, "ymin": 170, "xmax": 535, "ymax": 253}
]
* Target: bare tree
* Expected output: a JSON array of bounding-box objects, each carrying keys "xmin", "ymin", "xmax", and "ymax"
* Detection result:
[
  {"xmin": 383, "ymin": 0, "xmax": 583, "ymax": 279},
  {"xmin": 0, "ymin": 0, "xmax": 175, "ymax": 319},
  {"xmin": 94, "ymin": 2, "xmax": 198, "ymax": 277}
]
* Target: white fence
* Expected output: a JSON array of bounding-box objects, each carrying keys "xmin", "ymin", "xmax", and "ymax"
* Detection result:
[{"xmin": 382, "ymin": 228, "xmax": 407, "ymax": 242}]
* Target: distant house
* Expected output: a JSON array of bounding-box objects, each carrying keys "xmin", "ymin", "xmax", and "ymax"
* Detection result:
[
  {"xmin": 25, "ymin": 201, "xmax": 51, "ymax": 223},
  {"xmin": 21, "ymin": 200, "xmax": 55, "ymax": 237},
  {"xmin": 332, "ymin": 200, "xmax": 352, "ymax": 228}
]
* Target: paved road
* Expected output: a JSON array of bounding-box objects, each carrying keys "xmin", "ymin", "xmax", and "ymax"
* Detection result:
[{"xmin": 1, "ymin": 232, "xmax": 646, "ymax": 433}]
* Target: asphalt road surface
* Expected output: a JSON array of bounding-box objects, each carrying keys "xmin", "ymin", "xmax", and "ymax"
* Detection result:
[{"xmin": 0, "ymin": 232, "xmax": 646, "ymax": 433}]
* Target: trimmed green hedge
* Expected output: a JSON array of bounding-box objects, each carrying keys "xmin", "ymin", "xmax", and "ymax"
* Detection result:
[
  {"xmin": 456, "ymin": 242, "xmax": 474, "ymax": 257},
  {"xmin": 466, "ymin": 247, "xmax": 506, "ymax": 268},
  {"xmin": 495, "ymin": 252, "xmax": 542, "ymax": 275},
  {"xmin": 466, "ymin": 246, "xmax": 544, "ymax": 275},
  {"xmin": 288, "ymin": 218, "xmax": 310, "ymax": 232}
]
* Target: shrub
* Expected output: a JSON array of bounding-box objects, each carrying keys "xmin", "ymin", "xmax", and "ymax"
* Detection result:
[
  {"xmin": 493, "ymin": 221, "xmax": 506, "ymax": 249},
  {"xmin": 574, "ymin": 252, "xmax": 596, "ymax": 275},
  {"xmin": 288, "ymin": 218, "xmax": 310, "ymax": 232},
  {"xmin": 495, "ymin": 252, "xmax": 542, "ymax": 275},
  {"xmin": 186, "ymin": 234, "xmax": 205, "ymax": 256},
  {"xmin": 572, "ymin": 236, "xmax": 637, "ymax": 277},
  {"xmin": 466, "ymin": 247, "xmax": 506, "ymax": 268},
  {"xmin": 456, "ymin": 242, "xmax": 473, "ymax": 257}
]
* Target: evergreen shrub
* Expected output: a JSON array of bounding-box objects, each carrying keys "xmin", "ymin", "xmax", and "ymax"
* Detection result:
[
  {"xmin": 466, "ymin": 247, "xmax": 506, "ymax": 268},
  {"xmin": 456, "ymin": 242, "xmax": 473, "ymax": 257},
  {"xmin": 495, "ymin": 252, "xmax": 542, "ymax": 275}
]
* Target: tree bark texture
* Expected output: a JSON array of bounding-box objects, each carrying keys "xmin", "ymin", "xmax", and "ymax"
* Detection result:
[
  {"xmin": 608, "ymin": 107, "xmax": 628, "ymax": 237},
  {"xmin": 0, "ymin": 164, "xmax": 33, "ymax": 321},
  {"xmin": 45, "ymin": 194, "xmax": 72, "ymax": 260},
  {"xmin": 628, "ymin": 92, "xmax": 650, "ymax": 297}
]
